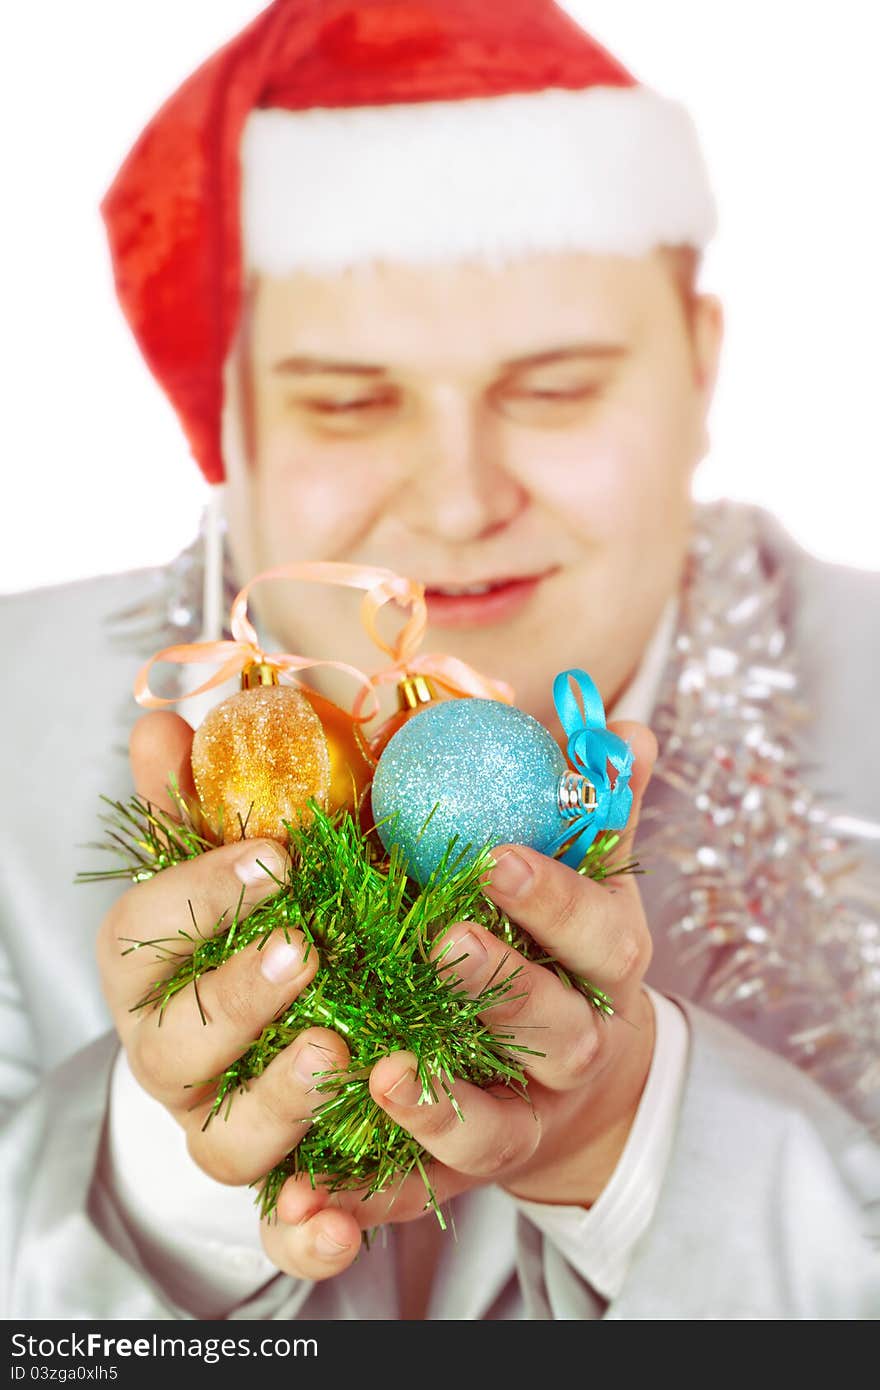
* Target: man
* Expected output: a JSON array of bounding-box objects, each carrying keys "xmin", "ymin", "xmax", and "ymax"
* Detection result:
[{"xmin": 1, "ymin": 0, "xmax": 878, "ymax": 1318}]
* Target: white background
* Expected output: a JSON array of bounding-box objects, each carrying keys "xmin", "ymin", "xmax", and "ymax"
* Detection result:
[{"xmin": 2, "ymin": 1, "xmax": 878, "ymax": 593}]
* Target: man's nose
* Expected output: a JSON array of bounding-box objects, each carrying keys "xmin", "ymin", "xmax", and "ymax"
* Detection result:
[{"xmin": 396, "ymin": 388, "xmax": 526, "ymax": 542}]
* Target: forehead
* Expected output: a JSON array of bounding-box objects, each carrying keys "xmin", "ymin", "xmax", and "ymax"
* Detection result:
[{"xmin": 247, "ymin": 250, "xmax": 674, "ymax": 372}]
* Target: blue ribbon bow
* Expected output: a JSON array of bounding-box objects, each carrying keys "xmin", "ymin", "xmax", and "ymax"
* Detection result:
[{"xmin": 546, "ymin": 669, "xmax": 634, "ymax": 868}]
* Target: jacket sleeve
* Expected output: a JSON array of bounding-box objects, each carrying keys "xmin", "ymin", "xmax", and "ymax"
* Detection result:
[
  {"xmin": 0, "ymin": 944, "xmax": 315, "ymax": 1319},
  {"xmin": 511, "ymin": 988, "xmax": 688, "ymax": 1314},
  {"xmin": 511, "ymin": 995, "xmax": 879, "ymax": 1319},
  {"xmin": 102, "ymin": 1048, "xmax": 288, "ymax": 1316},
  {"xmin": 592, "ymin": 1000, "xmax": 880, "ymax": 1319},
  {"xmin": 0, "ymin": 936, "xmax": 40, "ymax": 1122},
  {"xmin": 0, "ymin": 576, "xmax": 325, "ymax": 1321}
]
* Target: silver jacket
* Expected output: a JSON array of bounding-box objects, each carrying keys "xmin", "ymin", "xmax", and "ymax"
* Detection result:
[{"xmin": 1, "ymin": 500, "xmax": 878, "ymax": 1319}]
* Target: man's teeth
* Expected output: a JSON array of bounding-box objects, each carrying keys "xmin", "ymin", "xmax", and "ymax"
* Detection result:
[{"xmin": 430, "ymin": 582, "xmax": 498, "ymax": 596}]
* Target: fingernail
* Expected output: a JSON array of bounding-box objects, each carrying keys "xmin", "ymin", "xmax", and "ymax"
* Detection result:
[
  {"xmin": 294, "ymin": 1043, "xmax": 328, "ymax": 1087},
  {"xmin": 445, "ymin": 930, "xmax": 488, "ymax": 978},
  {"xmin": 316, "ymin": 1232, "xmax": 352, "ymax": 1258},
  {"xmin": 260, "ymin": 935, "xmax": 305, "ymax": 984},
  {"xmin": 234, "ymin": 843, "xmax": 284, "ymax": 888},
  {"xmin": 383, "ymin": 1068, "xmax": 423, "ymax": 1108},
  {"xmin": 490, "ymin": 849, "xmax": 534, "ymax": 898}
]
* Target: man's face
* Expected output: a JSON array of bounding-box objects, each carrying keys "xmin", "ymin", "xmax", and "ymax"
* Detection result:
[{"xmin": 223, "ymin": 251, "xmax": 721, "ymax": 724}]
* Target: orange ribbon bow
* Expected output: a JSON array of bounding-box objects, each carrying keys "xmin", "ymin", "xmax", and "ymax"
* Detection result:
[{"xmin": 134, "ymin": 561, "xmax": 514, "ymax": 718}]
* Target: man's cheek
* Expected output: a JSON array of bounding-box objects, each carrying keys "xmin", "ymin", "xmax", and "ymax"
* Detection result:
[
  {"xmin": 580, "ymin": 405, "xmax": 690, "ymax": 513},
  {"xmin": 254, "ymin": 453, "xmax": 368, "ymax": 560},
  {"xmin": 532, "ymin": 434, "xmax": 645, "ymax": 524}
]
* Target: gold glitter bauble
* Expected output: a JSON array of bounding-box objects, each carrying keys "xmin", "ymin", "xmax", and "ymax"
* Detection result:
[
  {"xmin": 192, "ymin": 685, "xmax": 331, "ymax": 843},
  {"xmin": 303, "ymin": 690, "xmax": 374, "ymax": 814}
]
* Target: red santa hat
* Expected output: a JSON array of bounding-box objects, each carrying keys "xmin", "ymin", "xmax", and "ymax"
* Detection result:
[{"xmin": 102, "ymin": 0, "xmax": 716, "ymax": 484}]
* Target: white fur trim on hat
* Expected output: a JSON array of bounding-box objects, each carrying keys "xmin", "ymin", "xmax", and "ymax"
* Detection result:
[{"xmin": 241, "ymin": 86, "xmax": 716, "ymax": 274}]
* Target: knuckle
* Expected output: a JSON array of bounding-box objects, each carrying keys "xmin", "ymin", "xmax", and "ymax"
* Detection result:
[
  {"xmin": 470, "ymin": 1144, "xmax": 514, "ymax": 1180},
  {"xmin": 639, "ymin": 923, "xmax": 654, "ymax": 976},
  {"xmin": 254, "ymin": 1074, "xmax": 298, "ymax": 1130},
  {"xmin": 470, "ymin": 1125, "xmax": 539, "ymax": 1180},
  {"xmin": 420, "ymin": 1098, "xmax": 462, "ymax": 1142},
  {"xmin": 487, "ymin": 970, "xmax": 534, "ymax": 1022},
  {"xmin": 211, "ymin": 967, "xmax": 260, "ymax": 1032},
  {"xmin": 258, "ymin": 1031, "xmax": 351, "ymax": 1126},
  {"xmin": 602, "ymin": 926, "xmax": 645, "ymax": 989},
  {"xmin": 126, "ymin": 1030, "xmax": 174, "ymax": 1100},
  {"xmin": 554, "ymin": 1021, "xmax": 602, "ymax": 1089},
  {"xmin": 186, "ymin": 1122, "xmax": 253, "ymax": 1187},
  {"xmin": 95, "ymin": 893, "xmax": 134, "ymax": 972},
  {"xmin": 553, "ymin": 886, "xmax": 583, "ymax": 937}
]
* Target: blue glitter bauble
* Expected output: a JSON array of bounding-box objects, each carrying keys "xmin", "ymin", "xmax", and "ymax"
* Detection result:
[{"xmin": 371, "ymin": 698, "xmax": 568, "ymax": 885}]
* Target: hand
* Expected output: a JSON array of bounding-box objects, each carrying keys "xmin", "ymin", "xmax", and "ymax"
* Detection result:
[
  {"xmin": 262, "ymin": 718, "xmax": 659, "ymax": 1281},
  {"xmin": 96, "ymin": 712, "xmax": 350, "ymax": 1198}
]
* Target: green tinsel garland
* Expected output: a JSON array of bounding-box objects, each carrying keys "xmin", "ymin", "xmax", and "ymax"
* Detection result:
[{"xmin": 81, "ymin": 791, "xmax": 638, "ymax": 1222}]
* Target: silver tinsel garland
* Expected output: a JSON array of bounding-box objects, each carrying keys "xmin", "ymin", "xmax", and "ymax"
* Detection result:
[
  {"xmin": 639, "ymin": 501, "xmax": 880, "ymax": 1128},
  {"xmin": 112, "ymin": 498, "xmax": 880, "ymax": 1129}
]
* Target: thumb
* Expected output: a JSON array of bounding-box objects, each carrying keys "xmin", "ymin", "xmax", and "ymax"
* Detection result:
[
  {"xmin": 129, "ymin": 711, "xmax": 197, "ymax": 818},
  {"xmin": 605, "ymin": 719, "xmax": 658, "ymax": 861}
]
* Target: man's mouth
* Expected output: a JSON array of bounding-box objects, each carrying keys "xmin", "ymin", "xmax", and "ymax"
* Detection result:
[{"xmin": 422, "ymin": 570, "xmax": 557, "ymax": 628}]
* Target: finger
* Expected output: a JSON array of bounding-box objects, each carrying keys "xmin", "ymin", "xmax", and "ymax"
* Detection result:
[
  {"xmin": 261, "ymin": 1203, "xmax": 362, "ymax": 1282},
  {"xmin": 276, "ymin": 1164, "xmax": 472, "ymax": 1230},
  {"xmin": 125, "ymin": 925, "xmax": 318, "ymax": 1105},
  {"xmin": 431, "ymin": 921, "xmax": 602, "ymax": 1091},
  {"xmin": 130, "ymin": 711, "xmax": 198, "ymax": 817},
  {"xmin": 370, "ymin": 1052, "xmax": 541, "ymax": 1181},
  {"xmin": 482, "ymin": 842, "xmax": 651, "ymax": 999},
  {"xmin": 480, "ymin": 723, "xmax": 658, "ymax": 998},
  {"xmin": 97, "ymin": 837, "xmax": 290, "ymax": 1028},
  {"xmin": 604, "ymin": 719, "xmax": 659, "ymax": 862},
  {"xmin": 181, "ymin": 1027, "xmax": 351, "ymax": 1185}
]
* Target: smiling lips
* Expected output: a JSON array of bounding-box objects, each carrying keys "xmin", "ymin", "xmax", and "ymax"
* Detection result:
[{"xmin": 423, "ymin": 571, "xmax": 554, "ymax": 628}]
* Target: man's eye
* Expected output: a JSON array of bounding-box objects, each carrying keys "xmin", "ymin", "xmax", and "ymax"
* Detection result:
[
  {"xmin": 494, "ymin": 381, "xmax": 604, "ymax": 428},
  {"xmin": 515, "ymin": 386, "xmax": 600, "ymax": 401},
  {"xmin": 497, "ymin": 383, "xmax": 601, "ymax": 410}
]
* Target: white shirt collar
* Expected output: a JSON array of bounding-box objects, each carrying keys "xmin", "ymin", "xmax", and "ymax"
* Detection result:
[{"xmin": 606, "ymin": 595, "xmax": 678, "ymax": 725}]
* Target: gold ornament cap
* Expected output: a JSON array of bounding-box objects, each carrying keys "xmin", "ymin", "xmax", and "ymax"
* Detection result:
[
  {"xmin": 397, "ymin": 674, "xmax": 438, "ymax": 710},
  {"xmin": 241, "ymin": 661, "xmax": 280, "ymax": 689},
  {"xmin": 370, "ymin": 674, "xmax": 441, "ymax": 760}
]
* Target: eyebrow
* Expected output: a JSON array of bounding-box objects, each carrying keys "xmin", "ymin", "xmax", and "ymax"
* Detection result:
[
  {"xmin": 499, "ymin": 343, "xmax": 628, "ymax": 371},
  {"xmin": 271, "ymin": 355, "xmax": 387, "ymax": 377},
  {"xmin": 270, "ymin": 342, "xmax": 627, "ymax": 378}
]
